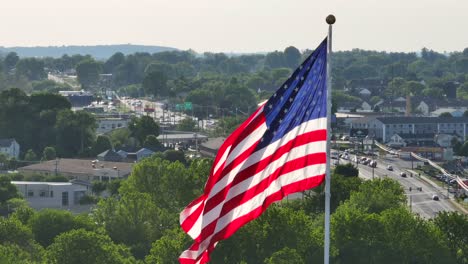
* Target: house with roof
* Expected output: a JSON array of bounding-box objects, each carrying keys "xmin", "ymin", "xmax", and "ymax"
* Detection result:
[
  {"xmin": 387, "ymin": 133, "xmax": 436, "ymax": 148},
  {"xmin": 136, "ymin": 148, "xmax": 154, "ymax": 161},
  {"xmin": 379, "ymin": 100, "xmax": 406, "ymax": 113},
  {"xmin": 347, "ymin": 79, "xmax": 386, "ymax": 95},
  {"xmin": 431, "ymin": 108, "xmax": 466, "ymax": 117},
  {"xmin": 97, "ymin": 149, "xmax": 123, "ymax": 162},
  {"xmin": 17, "ymin": 158, "xmax": 134, "ymax": 182},
  {"xmin": 199, "ymin": 137, "xmax": 225, "ymax": 158},
  {"xmin": 0, "ymin": 138, "xmax": 20, "ymax": 159},
  {"xmin": 358, "ymin": 88, "xmax": 371, "ymax": 97},
  {"xmin": 337, "ymin": 101, "xmax": 372, "ymax": 112}
]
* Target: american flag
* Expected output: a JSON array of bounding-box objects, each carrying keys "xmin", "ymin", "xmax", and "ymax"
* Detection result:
[{"xmin": 179, "ymin": 38, "xmax": 328, "ymax": 264}]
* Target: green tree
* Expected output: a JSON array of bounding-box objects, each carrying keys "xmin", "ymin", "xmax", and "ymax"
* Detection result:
[
  {"xmin": 211, "ymin": 205, "xmax": 322, "ymax": 264},
  {"xmin": 334, "ymin": 163, "xmax": 359, "ymax": 177},
  {"xmin": 128, "ymin": 116, "xmax": 160, "ymax": 145},
  {"xmin": 0, "ymin": 89, "xmax": 33, "ymax": 153},
  {"xmin": 404, "ymin": 80, "xmax": 425, "ymax": 96},
  {"xmin": 348, "ymin": 178, "xmax": 406, "ymax": 214},
  {"xmin": 265, "ymin": 247, "xmax": 304, "ymax": 264},
  {"xmin": 4, "ymin": 52, "xmax": 19, "ymax": 71},
  {"xmin": 302, "ymin": 172, "xmax": 362, "ymax": 214},
  {"xmin": 104, "ymin": 52, "xmax": 125, "ymax": 73},
  {"xmin": 332, "ymin": 205, "xmax": 453, "ymax": 263},
  {"xmin": 177, "ymin": 118, "xmax": 196, "ymax": 132},
  {"xmin": 0, "ymin": 217, "xmax": 44, "ymax": 262},
  {"xmin": 16, "ymin": 58, "xmax": 46, "ymax": 80},
  {"xmin": 463, "ymin": 110, "xmax": 468, "ymax": 117},
  {"xmin": 439, "ymin": 112, "xmax": 453, "ymax": 118},
  {"xmin": 433, "ymin": 212, "xmax": 468, "ymax": 263},
  {"xmin": 10, "ymin": 205, "xmax": 36, "ymax": 225},
  {"xmin": 0, "ymin": 243, "xmax": 39, "ymax": 264},
  {"xmin": 31, "ymin": 79, "xmax": 71, "ymax": 93},
  {"xmin": 91, "ymin": 180, "xmax": 107, "ymax": 195},
  {"xmin": 458, "ymin": 141, "xmax": 468, "ymax": 156},
  {"xmin": 107, "ymin": 179, "xmax": 122, "ymax": 196},
  {"xmin": 46, "ymin": 229, "xmax": 135, "ymax": 264},
  {"xmin": 145, "ymin": 228, "xmax": 191, "ymax": 264},
  {"xmin": 143, "ymin": 134, "xmax": 163, "ymax": 152},
  {"xmin": 92, "ymin": 192, "xmax": 164, "ymax": 259},
  {"xmin": 108, "ymin": 128, "xmax": 132, "ymax": 149},
  {"xmin": 283, "ymin": 46, "xmax": 301, "ymax": 68},
  {"xmin": 0, "ymin": 175, "xmax": 20, "ymax": 204},
  {"xmin": 42, "ymin": 146, "xmax": 56, "ymax": 161},
  {"xmin": 24, "ymin": 149, "xmax": 37, "ymax": 161},
  {"xmin": 265, "ymin": 51, "xmax": 286, "ymax": 69},
  {"xmin": 76, "ymin": 59, "xmax": 102, "ymax": 89},
  {"xmin": 120, "ymin": 157, "xmax": 198, "ymax": 212},
  {"xmin": 55, "ymin": 110, "xmax": 96, "ymax": 157},
  {"xmin": 92, "ymin": 135, "xmax": 113, "ymax": 156},
  {"xmin": 29, "ymin": 209, "xmax": 95, "ymax": 247},
  {"xmin": 142, "ymin": 70, "xmax": 168, "ymax": 97},
  {"xmin": 162, "ymin": 150, "xmax": 186, "ymax": 164}
]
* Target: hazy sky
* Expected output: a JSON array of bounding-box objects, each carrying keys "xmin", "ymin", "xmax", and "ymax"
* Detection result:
[{"xmin": 2, "ymin": 0, "xmax": 467, "ymax": 53}]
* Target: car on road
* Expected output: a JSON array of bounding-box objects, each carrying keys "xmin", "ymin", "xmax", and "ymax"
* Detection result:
[
  {"xmin": 400, "ymin": 172, "xmax": 407, "ymax": 177},
  {"xmin": 432, "ymin": 195, "xmax": 439, "ymax": 201},
  {"xmin": 386, "ymin": 165, "xmax": 393, "ymax": 171}
]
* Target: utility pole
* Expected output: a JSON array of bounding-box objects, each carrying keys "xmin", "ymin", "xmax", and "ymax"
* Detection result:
[
  {"xmin": 54, "ymin": 158, "xmax": 59, "ymax": 176},
  {"xmin": 409, "ymin": 195, "xmax": 412, "ymax": 212},
  {"xmin": 411, "ymin": 152, "xmax": 414, "ymax": 169}
]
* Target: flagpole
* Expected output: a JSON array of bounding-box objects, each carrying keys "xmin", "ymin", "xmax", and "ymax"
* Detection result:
[{"xmin": 324, "ymin": 14, "xmax": 335, "ymax": 264}]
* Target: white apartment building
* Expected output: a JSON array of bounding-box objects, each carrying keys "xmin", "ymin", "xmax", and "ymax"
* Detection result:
[{"xmin": 12, "ymin": 181, "xmax": 88, "ymax": 210}]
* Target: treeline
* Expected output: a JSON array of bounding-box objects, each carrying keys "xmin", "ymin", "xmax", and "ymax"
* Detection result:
[
  {"xmin": 0, "ymin": 89, "xmax": 169, "ymax": 160},
  {"xmin": 2, "ymin": 46, "xmax": 468, "ymax": 117},
  {"xmin": 0, "ymin": 161, "xmax": 466, "ymax": 263}
]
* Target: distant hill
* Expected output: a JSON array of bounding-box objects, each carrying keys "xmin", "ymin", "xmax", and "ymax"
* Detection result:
[{"xmin": 0, "ymin": 44, "xmax": 178, "ymax": 59}]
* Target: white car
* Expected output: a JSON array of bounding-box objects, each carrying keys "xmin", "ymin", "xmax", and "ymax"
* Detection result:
[{"xmin": 386, "ymin": 165, "xmax": 393, "ymax": 171}]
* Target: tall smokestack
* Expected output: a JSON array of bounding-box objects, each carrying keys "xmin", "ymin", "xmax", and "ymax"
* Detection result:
[{"xmin": 405, "ymin": 95, "xmax": 411, "ymax": 116}]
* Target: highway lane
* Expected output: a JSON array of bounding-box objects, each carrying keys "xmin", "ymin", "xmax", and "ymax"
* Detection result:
[{"xmin": 338, "ymin": 155, "xmax": 457, "ymax": 219}]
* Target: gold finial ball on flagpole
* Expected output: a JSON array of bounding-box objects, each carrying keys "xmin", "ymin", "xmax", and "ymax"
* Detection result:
[{"xmin": 326, "ymin": 15, "xmax": 336, "ymax": 25}]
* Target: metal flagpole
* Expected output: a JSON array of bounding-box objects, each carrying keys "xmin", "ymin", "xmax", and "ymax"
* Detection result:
[{"xmin": 324, "ymin": 14, "xmax": 335, "ymax": 264}]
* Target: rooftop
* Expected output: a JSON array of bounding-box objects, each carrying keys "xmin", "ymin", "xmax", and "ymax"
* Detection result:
[
  {"xmin": 376, "ymin": 117, "xmax": 468, "ymax": 124},
  {"xmin": 11, "ymin": 181, "xmax": 72, "ymax": 186},
  {"xmin": 0, "ymin": 138, "xmax": 16, "ymax": 147},
  {"xmin": 18, "ymin": 158, "xmax": 134, "ymax": 177}
]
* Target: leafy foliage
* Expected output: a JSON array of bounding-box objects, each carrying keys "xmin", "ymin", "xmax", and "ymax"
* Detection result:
[{"xmin": 46, "ymin": 229, "xmax": 135, "ymax": 264}]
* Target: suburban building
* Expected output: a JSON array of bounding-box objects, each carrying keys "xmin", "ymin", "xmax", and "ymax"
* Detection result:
[
  {"xmin": 351, "ymin": 117, "xmax": 468, "ymax": 143},
  {"xmin": 157, "ymin": 131, "xmax": 208, "ymax": 147},
  {"xmin": 199, "ymin": 137, "xmax": 225, "ymax": 157},
  {"xmin": 59, "ymin": 90, "xmax": 94, "ymax": 107},
  {"xmin": 12, "ymin": 181, "xmax": 89, "ymax": 210},
  {"xmin": 17, "ymin": 159, "xmax": 134, "ymax": 182},
  {"xmin": 96, "ymin": 117, "xmax": 130, "ymax": 134},
  {"xmin": 0, "ymin": 138, "xmax": 20, "ymax": 159}
]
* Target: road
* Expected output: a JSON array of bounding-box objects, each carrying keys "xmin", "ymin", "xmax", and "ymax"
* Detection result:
[{"xmin": 337, "ymin": 154, "xmax": 458, "ymax": 219}]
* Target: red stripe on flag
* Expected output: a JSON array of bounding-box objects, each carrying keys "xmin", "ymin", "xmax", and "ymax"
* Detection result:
[
  {"xmin": 203, "ymin": 130, "xmax": 326, "ymax": 213},
  {"xmin": 193, "ymin": 153, "xmax": 326, "ymax": 242}
]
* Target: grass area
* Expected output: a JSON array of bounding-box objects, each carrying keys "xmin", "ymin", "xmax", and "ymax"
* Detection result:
[
  {"xmin": 116, "ymin": 103, "xmax": 132, "ymax": 113},
  {"xmin": 455, "ymin": 198, "xmax": 468, "ymax": 211}
]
